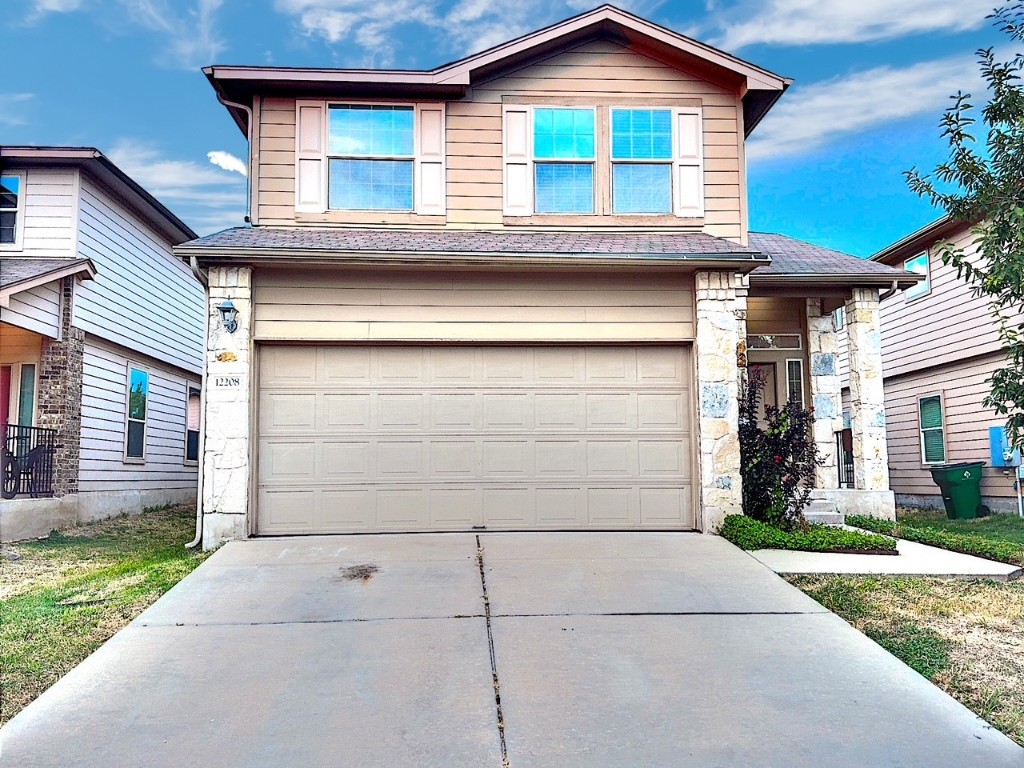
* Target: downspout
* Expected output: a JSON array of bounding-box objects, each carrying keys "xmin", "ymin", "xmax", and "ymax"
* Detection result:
[
  {"xmin": 186, "ymin": 256, "xmax": 209, "ymax": 549},
  {"xmin": 879, "ymin": 280, "xmax": 899, "ymax": 302},
  {"xmin": 216, "ymin": 94, "xmax": 255, "ymax": 226}
]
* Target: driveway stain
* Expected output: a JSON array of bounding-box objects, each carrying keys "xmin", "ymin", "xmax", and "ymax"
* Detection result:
[{"xmin": 334, "ymin": 564, "xmax": 381, "ymax": 583}]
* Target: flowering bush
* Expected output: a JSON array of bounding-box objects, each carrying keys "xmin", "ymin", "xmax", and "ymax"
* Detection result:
[{"xmin": 738, "ymin": 367, "xmax": 822, "ymax": 530}]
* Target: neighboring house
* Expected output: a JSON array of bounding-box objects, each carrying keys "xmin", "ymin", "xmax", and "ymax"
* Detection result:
[
  {"xmin": 836, "ymin": 216, "xmax": 1022, "ymax": 512},
  {"xmin": 0, "ymin": 146, "xmax": 204, "ymax": 542},
  {"xmin": 178, "ymin": 5, "xmax": 919, "ymax": 548}
]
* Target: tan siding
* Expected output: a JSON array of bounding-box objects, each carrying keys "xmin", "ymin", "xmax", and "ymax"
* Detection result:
[
  {"xmin": 878, "ymin": 224, "xmax": 1022, "ymax": 378},
  {"xmin": 883, "ymin": 351, "xmax": 1015, "ymax": 502},
  {"xmin": 0, "ymin": 323, "xmax": 43, "ymax": 363},
  {"xmin": 252, "ymin": 269, "xmax": 695, "ymax": 342},
  {"xmin": 746, "ymin": 297, "xmax": 804, "ymax": 335},
  {"xmin": 253, "ymin": 39, "xmax": 744, "ymax": 240}
]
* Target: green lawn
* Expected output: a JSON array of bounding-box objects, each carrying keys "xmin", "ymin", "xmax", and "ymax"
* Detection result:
[
  {"xmin": 791, "ymin": 574, "xmax": 1024, "ymax": 747},
  {"xmin": 0, "ymin": 506, "xmax": 208, "ymax": 725},
  {"xmin": 898, "ymin": 506, "xmax": 1024, "ymax": 547}
]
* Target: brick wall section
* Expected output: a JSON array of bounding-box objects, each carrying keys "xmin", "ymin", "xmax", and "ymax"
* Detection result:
[{"xmin": 35, "ymin": 277, "xmax": 84, "ymax": 496}]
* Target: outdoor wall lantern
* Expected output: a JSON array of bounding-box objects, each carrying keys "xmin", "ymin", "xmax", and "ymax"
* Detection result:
[{"xmin": 217, "ymin": 300, "xmax": 239, "ymax": 333}]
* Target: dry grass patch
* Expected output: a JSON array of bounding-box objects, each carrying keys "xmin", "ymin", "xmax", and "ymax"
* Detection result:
[
  {"xmin": 0, "ymin": 506, "xmax": 207, "ymax": 724},
  {"xmin": 789, "ymin": 575, "xmax": 1024, "ymax": 746}
]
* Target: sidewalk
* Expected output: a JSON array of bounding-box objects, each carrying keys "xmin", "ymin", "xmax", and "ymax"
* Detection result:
[{"xmin": 751, "ymin": 537, "xmax": 1023, "ymax": 581}]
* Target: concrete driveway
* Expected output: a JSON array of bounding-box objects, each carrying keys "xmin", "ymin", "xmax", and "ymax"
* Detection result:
[{"xmin": 2, "ymin": 533, "xmax": 1021, "ymax": 767}]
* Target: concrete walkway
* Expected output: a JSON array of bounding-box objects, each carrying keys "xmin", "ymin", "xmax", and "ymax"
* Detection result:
[
  {"xmin": 1, "ymin": 533, "xmax": 1021, "ymax": 767},
  {"xmin": 752, "ymin": 537, "xmax": 1024, "ymax": 580}
]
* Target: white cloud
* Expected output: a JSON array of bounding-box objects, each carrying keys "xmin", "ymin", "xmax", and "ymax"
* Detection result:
[
  {"xmin": 30, "ymin": 0, "xmax": 84, "ymax": 15},
  {"xmin": 107, "ymin": 140, "xmax": 246, "ymax": 234},
  {"xmin": 116, "ymin": 0, "xmax": 225, "ymax": 69},
  {"xmin": 207, "ymin": 150, "xmax": 248, "ymax": 177},
  {"xmin": 747, "ymin": 54, "xmax": 986, "ymax": 160},
  {"xmin": 711, "ymin": 0, "xmax": 993, "ymax": 50},
  {"xmin": 274, "ymin": 0, "xmax": 440, "ymax": 65},
  {"xmin": 0, "ymin": 93, "xmax": 34, "ymax": 126}
]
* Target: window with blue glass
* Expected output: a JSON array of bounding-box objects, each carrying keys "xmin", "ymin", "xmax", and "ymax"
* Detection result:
[
  {"xmin": 611, "ymin": 109, "xmax": 673, "ymax": 214},
  {"xmin": 328, "ymin": 105, "xmax": 415, "ymax": 211},
  {"xmin": 533, "ymin": 108, "xmax": 594, "ymax": 214}
]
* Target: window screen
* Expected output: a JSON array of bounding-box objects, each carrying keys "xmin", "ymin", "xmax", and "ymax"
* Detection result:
[
  {"xmin": 919, "ymin": 395, "xmax": 945, "ymax": 463},
  {"xmin": 611, "ymin": 109, "xmax": 673, "ymax": 214}
]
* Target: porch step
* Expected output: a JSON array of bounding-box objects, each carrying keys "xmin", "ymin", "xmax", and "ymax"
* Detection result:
[{"xmin": 804, "ymin": 494, "xmax": 845, "ymax": 526}]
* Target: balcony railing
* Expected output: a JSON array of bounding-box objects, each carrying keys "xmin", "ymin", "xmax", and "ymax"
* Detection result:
[{"xmin": 1, "ymin": 425, "xmax": 57, "ymax": 499}]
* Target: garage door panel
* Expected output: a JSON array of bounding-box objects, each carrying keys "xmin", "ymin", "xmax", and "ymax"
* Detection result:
[
  {"xmin": 260, "ymin": 393, "xmax": 317, "ymax": 431},
  {"xmin": 640, "ymin": 487, "xmax": 693, "ymax": 527},
  {"xmin": 257, "ymin": 345, "xmax": 693, "ymax": 534}
]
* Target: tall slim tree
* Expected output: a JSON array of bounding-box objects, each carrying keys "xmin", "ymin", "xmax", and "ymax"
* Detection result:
[{"xmin": 905, "ymin": 2, "xmax": 1024, "ymax": 449}]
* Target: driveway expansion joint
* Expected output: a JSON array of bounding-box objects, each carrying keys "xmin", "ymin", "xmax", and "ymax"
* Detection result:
[{"xmin": 476, "ymin": 536, "xmax": 510, "ymax": 768}]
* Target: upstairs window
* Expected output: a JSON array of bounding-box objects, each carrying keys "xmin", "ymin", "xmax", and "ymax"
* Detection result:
[
  {"xmin": 533, "ymin": 108, "xmax": 595, "ymax": 214},
  {"xmin": 905, "ymin": 252, "xmax": 930, "ymax": 299},
  {"xmin": 328, "ymin": 105, "xmax": 415, "ymax": 211},
  {"xmin": 918, "ymin": 395, "xmax": 945, "ymax": 464},
  {"xmin": 0, "ymin": 173, "xmax": 24, "ymax": 247},
  {"xmin": 611, "ymin": 109, "xmax": 673, "ymax": 214}
]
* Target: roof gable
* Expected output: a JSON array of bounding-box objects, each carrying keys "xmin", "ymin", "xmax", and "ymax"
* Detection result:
[{"xmin": 206, "ymin": 4, "xmax": 790, "ymax": 136}]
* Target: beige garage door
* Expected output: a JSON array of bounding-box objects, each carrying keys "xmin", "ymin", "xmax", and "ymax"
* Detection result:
[{"xmin": 256, "ymin": 345, "xmax": 694, "ymax": 534}]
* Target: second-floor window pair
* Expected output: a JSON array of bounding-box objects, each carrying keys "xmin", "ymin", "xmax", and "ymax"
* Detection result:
[
  {"xmin": 320, "ymin": 103, "xmax": 704, "ymax": 217},
  {"xmin": 531, "ymin": 107, "xmax": 677, "ymax": 215}
]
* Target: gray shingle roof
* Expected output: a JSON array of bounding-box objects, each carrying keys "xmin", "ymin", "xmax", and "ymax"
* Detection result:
[
  {"xmin": 180, "ymin": 227, "xmax": 763, "ymax": 259},
  {"xmin": 749, "ymin": 232, "xmax": 906, "ymax": 278},
  {"xmin": 0, "ymin": 258, "xmax": 80, "ymax": 289}
]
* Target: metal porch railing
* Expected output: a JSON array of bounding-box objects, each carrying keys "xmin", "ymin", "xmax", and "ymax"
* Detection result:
[{"xmin": 1, "ymin": 425, "xmax": 57, "ymax": 499}]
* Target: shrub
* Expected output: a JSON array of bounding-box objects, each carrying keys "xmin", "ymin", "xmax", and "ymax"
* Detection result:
[
  {"xmin": 719, "ymin": 515, "xmax": 897, "ymax": 554},
  {"xmin": 738, "ymin": 367, "xmax": 822, "ymax": 530},
  {"xmin": 848, "ymin": 515, "xmax": 1024, "ymax": 566}
]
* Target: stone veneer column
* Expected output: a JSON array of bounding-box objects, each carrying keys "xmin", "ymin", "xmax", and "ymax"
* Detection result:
[
  {"xmin": 202, "ymin": 266, "xmax": 253, "ymax": 549},
  {"xmin": 35, "ymin": 277, "xmax": 84, "ymax": 497},
  {"xmin": 845, "ymin": 287, "xmax": 889, "ymax": 491},
  {"xmin": 695, "ymin": 270, "xmax": 746, "ymax": 531},
  {"xmin": 806, "ymin": 299, "xmax": 842, "ymax": 489}
]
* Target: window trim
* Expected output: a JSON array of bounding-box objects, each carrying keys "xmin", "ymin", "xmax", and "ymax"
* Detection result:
[
  {"xmin": 785, "ymin": 358, "xmax": 805, "ymax": 407},
  {"xmin": 326, "ymin": 102, "xmax": 416, "ymax": 213},
  {"xmin": 832, "ymin": 306, "xmax": 845, "ymax": 331},
  {"xmin": 184, "ymin": 384, "xmax": 201, "ymax": 467},
  {"xmin": 0, "ymin": 170, "xmax": 27, "ymax": 251},
  {"xmin": 124, "ymin": 364, "xmax": 150, "ymax": 464},
  {"xmin": 904, "ymin": 251, "xmax": 931, "ymax": 301},
  {"xmin": 918, "ymin": 393, "xmax": 946, "ymax": 465},
  {"xmin": 2, "ymin": 362, "xmax": 39, "ymax": 427}
]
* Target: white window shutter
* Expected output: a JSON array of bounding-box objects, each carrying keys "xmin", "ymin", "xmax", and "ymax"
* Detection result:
[
  {"xmin": 674, "ymin": 107, "xmax": 704, "ymax": 218},
  {"xmin": 415, "ymin": 104, "xmax": 446, "ymax": 216},
  {"xmin": 295, "ymin": 100, "xmax": 326, "ymax": 213},
  {"xmin": 503, "ymin": 106, "xmax": 533, "ymax": 216}
]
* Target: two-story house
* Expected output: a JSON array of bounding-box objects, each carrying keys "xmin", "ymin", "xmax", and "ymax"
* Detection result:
[
  {"xmin": 178, "ymin": 5, "xmax": 919, "ymax": 548},
  {"xmin": 838, "ymin": 216, "xmax": 1022, "ymax": 513},
  {"xmin": 0, "ymin": 146, "xmax": 205, "ymax": 541}
]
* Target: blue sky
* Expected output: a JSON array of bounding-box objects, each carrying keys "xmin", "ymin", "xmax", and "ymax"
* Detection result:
[{"xmin": 2, "ymin": 0, "xmax": 1010, "ymax": 255}]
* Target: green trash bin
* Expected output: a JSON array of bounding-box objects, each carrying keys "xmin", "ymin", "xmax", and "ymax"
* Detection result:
[{"xmin": 928, "ymin": 462, "xmax": 986, "ymax": 520}]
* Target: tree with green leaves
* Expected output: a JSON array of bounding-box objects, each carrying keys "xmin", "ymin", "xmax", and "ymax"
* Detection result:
[{"xmin": 905, "ymin": 2, "xmax": 1024, "ymax": 449}]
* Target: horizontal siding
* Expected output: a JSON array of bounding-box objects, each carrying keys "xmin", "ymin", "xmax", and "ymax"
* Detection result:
[
  {"xmin": 252, "ymin": 268, "xmax": 695, "ymax": 342},
  {"xmin": 2, "ymin": 167, "xmax": 77, "ymax": 257},
  {"xmin": 73, "ymin": 175, "xmax": 204, "ymax": 374},
  {"xmin": 883, "ymin": 351, "xmax": 1016, "ymax": 500},
  {"xmin": 879, "ymin": 224, "xmax": 1022, "ymax": 378},
  {"xmin": 747, "ymin": 297, "xmax": 804, "ymax": 335},
  {"xmin": 255, "ymin": 39, "xmax": 743, "ymax": 241},
  {"xmin": 78, "ymin": 336, "xmax": 200, "ymax": 493},
  {"xmin": 0, "ymin": 279, "xmax": 61, "ymax": 337}
]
